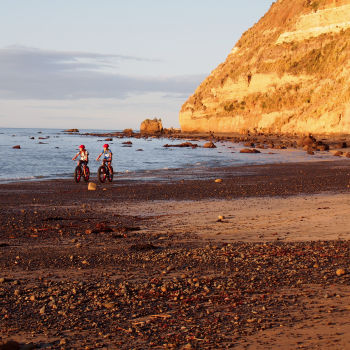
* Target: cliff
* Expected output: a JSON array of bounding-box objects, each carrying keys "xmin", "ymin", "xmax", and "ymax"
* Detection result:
[{"xmin": 179, "ymin": 0, "xmax": 350, "ymax": 135}]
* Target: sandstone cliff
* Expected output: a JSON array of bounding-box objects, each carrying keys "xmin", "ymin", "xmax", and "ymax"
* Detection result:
[{"xmin": 180, "ymin": 0, "xmax": 350, "ymax": 134}]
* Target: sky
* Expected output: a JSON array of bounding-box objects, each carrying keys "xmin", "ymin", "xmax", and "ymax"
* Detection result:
[{"xmin": 0, "ymin": 0, "xmax": 273, "ymax": 130}]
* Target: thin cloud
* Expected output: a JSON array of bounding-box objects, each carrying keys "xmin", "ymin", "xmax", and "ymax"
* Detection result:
[{"xmin": 0, "ymin": 46, "xmax": 203, "ymax": 100}]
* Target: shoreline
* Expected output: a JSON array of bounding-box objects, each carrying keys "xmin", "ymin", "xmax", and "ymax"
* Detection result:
[
  {"xmin": 1, "ymin": 160, "xmax": 350, "ymax": 348},
  {"xmin": 1, "ymin": 160, "xmax": 349, "ymax": 201}
]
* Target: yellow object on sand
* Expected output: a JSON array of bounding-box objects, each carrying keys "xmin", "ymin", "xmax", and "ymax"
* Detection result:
[
  {"xmin": 215, "ymin": 179, "xmax": 223, "ymax": 183},
  {"xmin": 88, "ymin": 182, "xmax": 97, "ymax": 191},
  {"xmin": 336, "ymin": 268, "xmax": 346, "ymax": 276}
]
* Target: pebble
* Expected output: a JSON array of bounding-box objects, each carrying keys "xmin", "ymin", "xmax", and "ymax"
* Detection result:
[
  {"xmin": 59, "ymin": 338, "xmax": 67, "ymax": 345},
  {"xmin": 336, "ymin": 268, "xmax": 346, "ymax": 276}
]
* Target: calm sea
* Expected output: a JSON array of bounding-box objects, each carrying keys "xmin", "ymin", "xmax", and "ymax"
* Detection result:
[{"xmin": 0, "ymin": 128, "xmax": 338, "ymax": 183}]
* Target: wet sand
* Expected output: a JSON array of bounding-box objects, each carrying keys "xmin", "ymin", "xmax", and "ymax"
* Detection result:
[{"xmin": 0, "ymin": 160, "xmax": 350, "ymax": 349}]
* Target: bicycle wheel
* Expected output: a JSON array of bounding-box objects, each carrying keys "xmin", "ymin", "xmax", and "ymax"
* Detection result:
[
  {"xmin": 98, "ymin": 165, "xmax": 107, "ymax": 183},
  {"xmin": 74, "ymin": 166, "xmax": 82, "ymax": 183},
  {"xmin": 108, "ymin": 166, "xmax": 114, "ymax": 182},
  {"xmin": 83, "ymin": 166, "xmax": 90, "ymax": 182}
]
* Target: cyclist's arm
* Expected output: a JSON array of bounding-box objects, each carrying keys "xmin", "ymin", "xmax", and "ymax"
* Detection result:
[
  {"xmin": 96, "ymin": 153, "xmax": 102, "ymax": 161},
  {"xmin": 72, "ymin": 152, "xmax": 79, "ymax": 160}
]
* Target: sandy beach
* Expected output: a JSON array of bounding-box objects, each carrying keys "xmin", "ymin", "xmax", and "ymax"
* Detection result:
[{"xmin": 1, "ymin": 160, "xmax": 350, "ymax": 349}]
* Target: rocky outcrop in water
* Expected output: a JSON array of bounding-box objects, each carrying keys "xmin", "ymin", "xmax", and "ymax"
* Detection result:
[
  {"xmin": 180, "ymin": 0, "xmax": 350, "ymax": 135},
  {"xmin": 140, "ymin": 118, "xmax": 163, "ymax": 134}
]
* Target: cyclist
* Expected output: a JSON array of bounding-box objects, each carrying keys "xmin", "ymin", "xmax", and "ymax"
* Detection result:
[
  {"xmin": 72, "ymin": 145, "xmax": 89, "ymax": 175},
  {"xmin": 96, "ymin": 144, "xmax": 113, "ymax": 173}
]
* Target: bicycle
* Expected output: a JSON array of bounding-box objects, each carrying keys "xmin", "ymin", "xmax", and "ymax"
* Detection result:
[
  {"xmin": 74, "ymin": 161, "xmax": 90, "ymax": 183},
  {"xmin": 97, "ymin": 160, "xmax": 113, "ymax": 183}
]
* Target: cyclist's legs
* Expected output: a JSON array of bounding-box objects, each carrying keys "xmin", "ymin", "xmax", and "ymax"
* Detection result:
[{"xmin": 80, "ymin": 160, "xmax": 87, "ymax": 174}]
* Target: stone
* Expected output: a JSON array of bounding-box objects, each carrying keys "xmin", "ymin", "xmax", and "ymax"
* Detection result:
[
  {"xmin": 333, "ymin": 151, "xmax": 343, "ymax": 157},
  {"xmin": 333, "ymin": 142, "xmax": 347, "ymax": 149},
  {"xmin": 336, "ymin": 268, "xmax": 346, "ymax": 276},
  {"xmin": 240, "ymin": 148, "xmax": 260, "ymax": 153},
  {"xmin": 317, "ymin": 144, "xmax": 329, "ymax": 151},
  {"xmin": 163, "ymin": 142, "xmax": 198, "ymax": 148},
  {"xmin": 214, "ymin": 179, "xmax": 223, "ymax": 183},
  {"xmin": 12, "ymin": 145, "xmax": 21, "ymax": 149},
  {"xmin": 104, "ymin": 302, "xmax": 115, "ymax": 309},
  {"xmin": 104, "ymin": 138, "xmax": 113, "ymax": 141},
  {"xmin": 203, "ymin": 141, "xmax": 216, "ymax": 148},
  {"xmin": 59, "ymin": 339, "xmax": 67, "ymax": 346},
  {"xmin": 88, "ymin": 182, "xmax": 97, "ymax": 191},
  {"xmin": 0, "ymin": 340, "xmax": 20, "ymax": 350},
  {"xmin": 140, "ymin": 118, "xmax": 163, "ymax": 134},
  {"xmin": 64, "ymin": 129, "xmax": 79, "ymax": 132},
  {"xmin": 298, "ymin": 135, "xmax": 316, "ymax": 147},
  {"xmin": 123, "ymin": 128, "xmax": 133, "ymax": 135}
]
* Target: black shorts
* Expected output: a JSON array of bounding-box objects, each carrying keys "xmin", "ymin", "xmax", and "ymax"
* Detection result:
[{"xmin": 79, "ymin": 160, "xmax": 88, "ymax": 166}]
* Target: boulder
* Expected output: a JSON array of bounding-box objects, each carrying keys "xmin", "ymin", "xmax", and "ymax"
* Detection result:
[
  {"xmin": 140, "ymin": 118, "xmax": 163, "ymax": 134},
  {"xmin": 123, "ymin": 128, "xmax": 133, "ymax": 136},
  {"xmin": 163, "ymin": 142, "xmax": 198, "ymax": 148},
  {"xmin": 240, "ymin": 148, "xmax": 260, "ymax": 153},
  {"xmin": 203, "ymin": 141, "xmax": 216, "ymax": 148},
  {"xmin": 333, "ymin": 142, "xmax": 347, "ymax": 149},
  {"xmin": 298, "ymin": 135, "xmax": 316, "ymax": 147},
  {"xmin": 12, "ymin": 145, "xmax": 21, "ymax": 149},
  {"xmin": 333, "ymin": 151, "xmax": 343, "ymax": 156},
  {"xmin": 64, "ymin": 129, "xmax": 79, "ymax": 133},
  {"xmin": 105, "ymin": 138, "xmax": 113, "ymax": 141},
  {"xmin": 316, "ymin": 144, "xmax": 329, "ymax": 151}
]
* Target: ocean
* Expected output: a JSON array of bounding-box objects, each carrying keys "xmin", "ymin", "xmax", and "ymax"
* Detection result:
[{"xmin": 0, "ymin": 127, "xmax": 339, "ymax": 183}]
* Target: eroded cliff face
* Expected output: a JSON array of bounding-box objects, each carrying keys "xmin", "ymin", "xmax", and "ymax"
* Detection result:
[{"xmin": 180, "ymin": 0, "xmax": 350, "ymax": 134}]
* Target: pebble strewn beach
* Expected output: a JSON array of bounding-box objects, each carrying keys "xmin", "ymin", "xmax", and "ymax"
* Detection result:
[{"xmin": 0, "ymin": 160, "xmax": 350, "ymax": 349}]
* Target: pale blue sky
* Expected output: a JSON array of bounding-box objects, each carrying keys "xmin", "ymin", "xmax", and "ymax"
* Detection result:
[{"xmin": 0, "ymin": 0, "xmax": 273, "ymax": 129}]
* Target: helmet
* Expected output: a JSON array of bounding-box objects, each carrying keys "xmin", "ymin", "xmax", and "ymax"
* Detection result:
[
  {"xmin": 79, "ymin": 145, "xmax": 85, "ymax": 149},
  {"xmin": 103, "ymin": 144, "xmax": 109, "ymax": 148}
]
